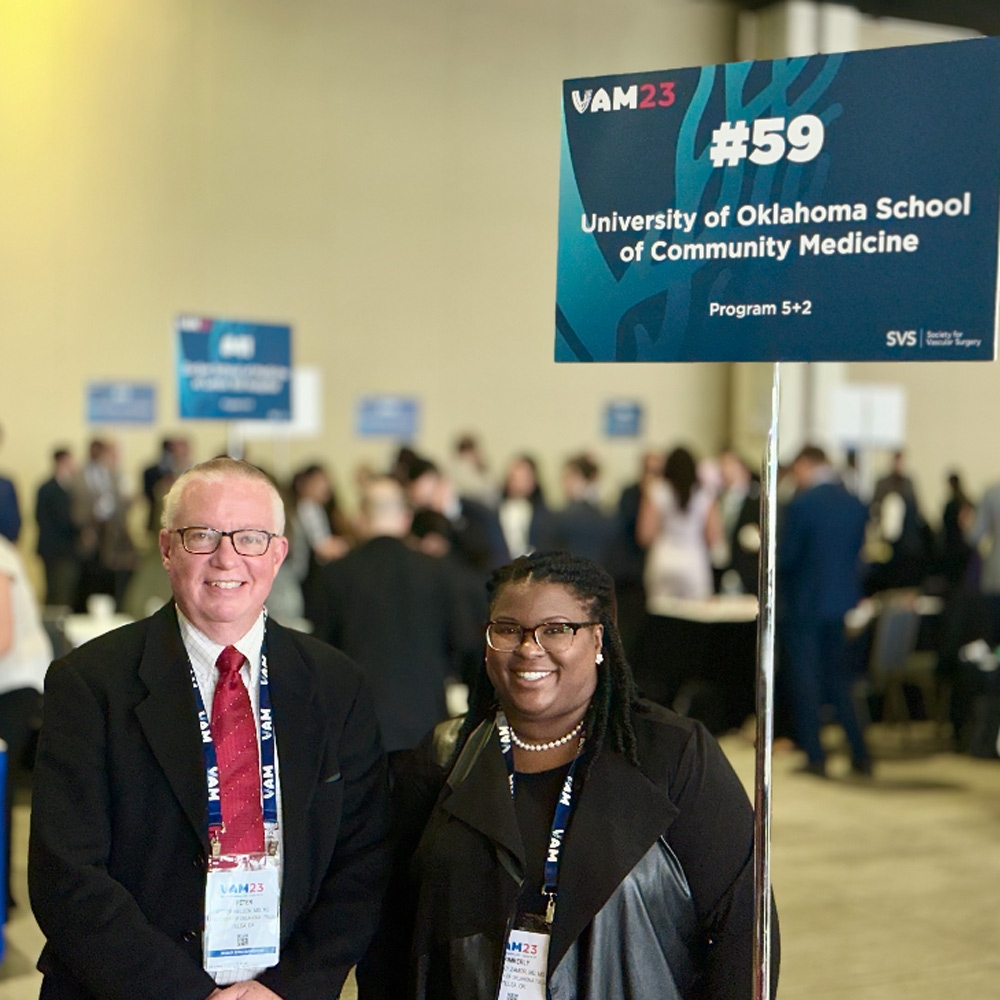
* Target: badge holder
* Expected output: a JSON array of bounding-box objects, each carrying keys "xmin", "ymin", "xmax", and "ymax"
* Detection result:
[
  {"xmin": 204, "ymin": 831, "xmax": 282, "ymax": 974},
  {"xmin": 188, "ymin": 628, "xmax": 282, "ymax": 976},
  {"xmin": 496, "ymin": 713, "xmax": 582, "ymax": 1000}
]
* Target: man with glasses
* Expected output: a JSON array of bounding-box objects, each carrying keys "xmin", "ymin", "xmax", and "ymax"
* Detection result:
[{"xmin": 29, "ymin": 457, "xmax": 389, "ymax": 1000}]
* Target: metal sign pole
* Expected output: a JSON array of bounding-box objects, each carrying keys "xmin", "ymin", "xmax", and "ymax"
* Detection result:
[{"xmin": 753, "ymin": 361, "xmax": 780, "ymax": 1000}]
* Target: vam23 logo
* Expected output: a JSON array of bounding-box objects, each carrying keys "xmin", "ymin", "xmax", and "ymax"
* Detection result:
[{"xmin": 571, "ymin": 81, "xmax": 675, "ymax": 114}]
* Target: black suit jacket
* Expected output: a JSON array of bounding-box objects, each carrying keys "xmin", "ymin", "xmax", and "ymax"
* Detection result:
[
  {"xmin": 28, "ymin": 603, "xmax": 390, "ymax": 1000},
  {"xmin": 0, "ymin": 474, "xmax": 20, "ymax": 543},
  {"xmin": 35, "ymin": 476, "xmax": 77, "ymax": 561},
  {"xmin": 718, "ymin": 485, "xmax": 760, "ymax": 595},
  {"xmin": 313, "ymin": 536, "xmax": 477, "ymax": 752}
]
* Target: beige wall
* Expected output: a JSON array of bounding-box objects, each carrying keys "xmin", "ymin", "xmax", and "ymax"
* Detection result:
[
  {"xmin": 0, "ymin": 0, "xmax": 738, "ymax": 572},
  {"xmin": 4, "ymin": 0, "xmax": 995, "ymax": 577}
]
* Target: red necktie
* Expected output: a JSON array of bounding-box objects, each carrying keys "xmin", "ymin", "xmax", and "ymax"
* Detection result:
[{"xmin": 211, "ymin": 645, "xmax": 265, "ymax": 855}]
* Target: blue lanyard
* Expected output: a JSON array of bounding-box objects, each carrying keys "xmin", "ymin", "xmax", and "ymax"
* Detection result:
[
  {"xmin": 188, "ymin": 628, "xmax": 278, "ymax": 847},
  {"xmin": 496, "ymin": 711, "xmax": 582, "ymax": 925}
]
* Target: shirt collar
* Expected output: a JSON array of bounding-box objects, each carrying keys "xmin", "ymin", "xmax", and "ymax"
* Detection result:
[{"xmin": 175, "ymin": 605, "xmax": 266, "ymax": 677}]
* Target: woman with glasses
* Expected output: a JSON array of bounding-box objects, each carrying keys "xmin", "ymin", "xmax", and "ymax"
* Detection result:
[{"xmin": 359, "ymin": 550, "xmax": 777, "ymax": 1000}]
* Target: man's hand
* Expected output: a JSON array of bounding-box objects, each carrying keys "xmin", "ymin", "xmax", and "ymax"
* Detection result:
[{"xmin": 209, "ymin": 983, "xmax": 283, "ymax": 999}]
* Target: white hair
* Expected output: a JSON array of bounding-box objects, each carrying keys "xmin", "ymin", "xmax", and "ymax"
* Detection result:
[
  {"xmin": 361, "ymin": 477, "xmax": 410, "ymax": 538},
  {"xmin": 161, "ymin": 457, "xmax": 286, "ymax": 533}
]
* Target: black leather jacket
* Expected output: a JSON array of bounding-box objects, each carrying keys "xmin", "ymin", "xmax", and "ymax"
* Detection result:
[{"xmin": 359, "ymin": 701, "xmax": 777, "ymax": 1000}]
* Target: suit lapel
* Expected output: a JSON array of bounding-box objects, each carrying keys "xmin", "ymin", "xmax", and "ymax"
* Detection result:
[
  {"xmin": 437, "ymin": 726, "xmax": 680, "ymax": 968},
  {"xmin": 135, "ymin": 604, "xmax": 209, "ymax": 851},
  {"xmin": 548, "ymin": 751, "xmax": 679, "ymax": 969},
  {"xmin": 264, "ymin": 622, "xmax": 327, "ymax": 920},
  {"xmin": 133, "ymin": 611, "xmax": 328, "ymax": 867},
  {"xmin": 439, "ymin": 720, "xmax": 525, "ymax": 873}
]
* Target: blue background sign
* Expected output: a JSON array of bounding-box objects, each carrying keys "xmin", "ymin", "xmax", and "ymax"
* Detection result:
[
  {"xmin": 604, "ymin": 400, "xmax": 643, "ymax": 437},
  {"xmin": 176, "ymin": 315, "xmax": 291, "ymax": 420},
  {"xmin": 556, "ymin": 37, "xmax": 1000, "ymax": 362},
  {"xmin": 356, "ymin": 396, "xmax": 419, "ymax": 439},
  {"xmin": 87, "ymin": 382, "xmax": 156, "ymax": 424}
]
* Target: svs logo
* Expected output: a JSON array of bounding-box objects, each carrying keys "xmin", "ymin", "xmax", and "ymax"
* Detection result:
[
  {"xmin": 571, "ymin": 82, "xmax": 675, "ymax": 114},
  {"xmin": 886, "ymin": 330, "xmax": 917, "ymax": 347}
]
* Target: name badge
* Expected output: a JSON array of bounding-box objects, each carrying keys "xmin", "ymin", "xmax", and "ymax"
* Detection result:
[
  {"xmin": 204, "ymin": 863, "xmax": 280, "ymax": 973},
  {"xmin": 499, "ymin": 928, "xmax": 549, "ymax": 1000}
]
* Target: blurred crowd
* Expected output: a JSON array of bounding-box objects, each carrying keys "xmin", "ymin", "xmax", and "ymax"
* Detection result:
[{"xmin": 2, "ymin": 421, "xmax": 1000, "ymax": 770}]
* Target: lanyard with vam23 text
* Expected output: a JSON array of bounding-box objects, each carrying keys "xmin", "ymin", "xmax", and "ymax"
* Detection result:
[
  {"xmin": 187, "ymin": 628, "xmax": 279, "ymax": 857},
  {"xmin": 496, "ymin": 710, "xmax": 582, "ymax": 927}
]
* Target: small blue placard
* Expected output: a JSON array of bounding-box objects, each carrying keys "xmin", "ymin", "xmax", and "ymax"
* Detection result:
[
  {"xmin": 604, "ymin": 400, "xmax": 643, "ymax": 437},
  {"xmin": 87, "ymin": 383, "xmax": 156, "ymax": 425},
  {"xmin": 176, "ymin": 315, "xmax": 292, "ymax": 421},
  {"xmin": 356, "ymin": 397, "xmax": 419, "ymax": 438},
  {"xmin": 556, "ymin": 37, "xmax": 1000, "ymax": 362}
]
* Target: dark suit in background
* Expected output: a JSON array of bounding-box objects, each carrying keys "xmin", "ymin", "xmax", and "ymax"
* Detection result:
[
  {"xmin": 778, "ymin": 463, "xmax": 871, "ymax": 772},
  {"xmin": 449, "ymin": 496, "xmax": 508, "ymax": 575},
  {"xmin": 604, "ymin": 481, "xmax": 648, "ymax": 661},
  {"xmin": 715, "ymin": 482, "xmax": 760, "ymax": 595},
  {"xmin": 29, "ymin": 604, "xmax": 390, "ymax": 1000},
  {"xmin": 537, "ymin": 499, "xmax": 615, "ymax": 567},
  {"xmin": 0, "ymin": 475, "xmax": 20, "ymax": 543},
  {"xmin": 313, "ymin": 535, "xmax": 473, "ymax": 752},
  {"xmin": 35, "ymin": 475, "xmax": 80, "ymax": 606}
]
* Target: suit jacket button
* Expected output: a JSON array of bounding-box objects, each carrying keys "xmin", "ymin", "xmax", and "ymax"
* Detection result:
[{"xmin": 181, "ymin": 930, "xmax": 198, "ymax": 942}]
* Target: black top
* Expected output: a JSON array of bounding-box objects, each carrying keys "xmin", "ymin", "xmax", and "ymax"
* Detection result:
[{"xmin": 512, "ymin": 763, "xmax": 572, "ymax": 923}]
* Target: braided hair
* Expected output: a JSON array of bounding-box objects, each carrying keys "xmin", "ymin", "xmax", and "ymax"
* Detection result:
[{"xmin": 457, "ymin": 550, "xmax": 639, "ymax": 770}]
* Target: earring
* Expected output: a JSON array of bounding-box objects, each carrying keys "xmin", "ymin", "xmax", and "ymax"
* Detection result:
[{"xmin": 596, "ymin": 652, "xmax": 604, "ymax": 665}]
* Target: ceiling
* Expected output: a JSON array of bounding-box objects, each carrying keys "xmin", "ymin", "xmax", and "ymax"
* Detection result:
[{"xmin": 733, "ymin": 1, "xmax": 1000, "ymax": 36}]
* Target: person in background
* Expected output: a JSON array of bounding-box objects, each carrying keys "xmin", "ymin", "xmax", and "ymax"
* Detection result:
[
  {"xmin": 291, "ymin": 464, "xmax": 352, "ymax": 571},
  {"xmin": 410, "ymin": 508, "xmax": 488, "ymax": 690},
  {"xmin": 359, "ymin": 551, "xmax": 777, "ymax": 1000},
  {"xmin": 778, "ymin": 445, "xmax": 872, "ymax": 778},
  {"xmin": 0, "ymin": 533, "xmax": 51, "ymax": 906},
  {"xmin": 497, "ymin": 454, "xmax": 548, "ymax": 560},
  {"xmin": 449, "ymin": 433, "xmax": 497, "ymax": 508},
  {"xmin": 939, "ymin": 471, "xmax": 973, "ymax": 590},
  {"xmin": 290, "ymin": 463, "xmax": 352, "ymax": 625},
  {"xmin": 406, "ymin": 457, "xmax": 508, "ymax": 575},
  {"xmin": 840, "ymin": 449, "xmax": 860, "ymax": 497},
  {"xmin": 72, "ymin": 438, "xmax": 136, "ymax": 610},
  {"xmin": 867, "ymin": 449, "xmax": 931, "ymax": 592},
  {"xmin": 537, "ymin": 454, "xmax": 614, "ymax": 566},
  {"xmin": 29, "ymin": 457, "xmax": 390, "ymax": 998},
  {"xmin": 142, "ymin": 437, "xmax": 192, "ymax": 538},
  {"xmin": 390, "ymin": 446, "xmax": 420, "ymax": 486},
  {"xmin": 313, "ymin": 477, "xmax": 474, "ymax": 751},
  {"xmin": 955, "ymin": 471, "xmax": 1000, "ymax": 664},
  {"xmin": 0, "ymin": 423, "xmax": 21, "ymax": 544},
  {"xmin": 713, "ymin": 448, "xmax": 761, "ymax": 596},
  {"xmin": 638, "ymin": 445, "xmax": 720, "ymax": 604},
  {"xmin": 35, "ymin": 447, "xmax": 81, "ymax": 607},
  {"xmin": 605, "ymin": 450, "xmax": 663, "ymax": 662},
  {"xmin": 142, "ymin": 438, "xmax": 174, "ymax": 521}
]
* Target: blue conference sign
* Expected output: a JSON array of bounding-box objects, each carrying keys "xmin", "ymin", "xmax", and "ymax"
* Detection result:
[
  {"xmin": 356, "ymin": 396, "xmax": 419, "ymax": 439},
  {"xmin": 556, "ymin": 37, "xmax": 1000, "ymax": 362},
  {"xmin": 604, "ymin": 400, "xmax": 643, "ymax": 437},
  {"xmin": 176, "ymin": 315, "xmax": 292, "ymax": 420},
  {"xmin": 87, "ymin": 382, "xmax": 156, "ymax": 425}
]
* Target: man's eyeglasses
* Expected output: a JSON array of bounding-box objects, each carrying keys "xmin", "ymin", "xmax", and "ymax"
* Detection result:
[
  {"xmin": 172, "ymin": 526, "xmax": 278, "ymax": 557},
  {"xmin": 485, "ymin": 620, "xmax": 600, "ymax": 654}
]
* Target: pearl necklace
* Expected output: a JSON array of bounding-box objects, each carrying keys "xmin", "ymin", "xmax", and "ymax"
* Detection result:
[{"xmin": 510, "ymin": 719, "xmax": 585, "ymax": 752}]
